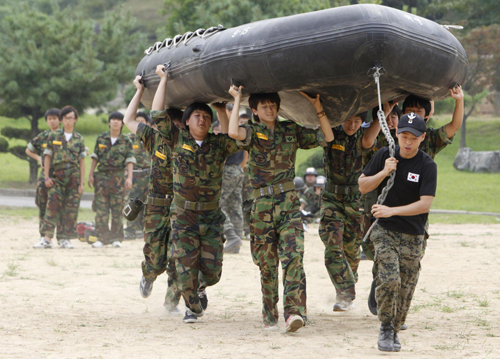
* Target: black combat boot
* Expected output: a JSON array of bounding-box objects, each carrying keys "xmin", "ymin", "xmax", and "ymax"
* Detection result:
[
  {"xmin": 378, "ymin": 322, "xmax": 395, "ymax": 352},
  {"xmin": 393, "ymin": 331, "xmax": 401, "ymax": 352}
]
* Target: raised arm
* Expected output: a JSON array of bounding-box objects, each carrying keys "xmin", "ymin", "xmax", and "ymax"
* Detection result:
[
  {"xmin": 363, "ymin": 101, "xmax": 396, "ymax": 149},
  {"xmin": 299, "ymin": 92, "xmax": 334, "ymax": 142},
  {"xmin": 228, "ymin": 85, "xmax": 248, "ymax": 141},
  {"xmin": 444, "ymin": 84, "xmax": 464, "ymax": 139},
  {"xmin": 123, "ymin": 76, "xmax": 145, "ymax": 134},
  {"xmin": 152, "ymin": 64, "xmax": 168, "ymax": 112}
]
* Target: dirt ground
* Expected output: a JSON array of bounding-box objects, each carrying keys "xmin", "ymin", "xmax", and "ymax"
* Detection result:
[{"xmin": 0, "ymin": 217, "xmax": 499, "ymax": 359}]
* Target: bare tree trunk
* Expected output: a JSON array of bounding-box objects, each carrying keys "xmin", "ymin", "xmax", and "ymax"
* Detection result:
[{"xmin": 460, "ymin": 104, "xmax": 476, "ymax": 149}]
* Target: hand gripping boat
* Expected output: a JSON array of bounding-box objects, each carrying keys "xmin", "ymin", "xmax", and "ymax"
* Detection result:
[{"xmin": 135, "ymin": 4, "xmax": 468, "ymax": 127}]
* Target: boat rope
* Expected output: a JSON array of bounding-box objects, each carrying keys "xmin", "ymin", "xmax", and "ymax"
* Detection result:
[
  {"xmin": 362, "ymin": 66, "xmax": 397, "ymax": 243},
  {"xmin": 145, "ymin": 25, "xmax": 226, "ymax": 55}
]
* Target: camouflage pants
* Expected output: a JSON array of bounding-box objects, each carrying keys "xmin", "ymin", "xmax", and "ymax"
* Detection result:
[
  {"xmin": 142, "ymin": 202, "xmax": 181, "ymax": 308},
  {"xmin": 319, "ymin": 192, "xmax": 363, "ymax": 301},
  {"xmin": 250, "ymin": 190, "xmax": 306, "ymax": 326},
  {"xmin": 126, "ymin": 172, "xmax": 149, "ymax": 233},
  {"xmin": 220, "ymin": 164, "xmax": 244, "ymax": 237},
  {"xmin": 242, "ymin": 168, "xmax": 253, "ymax": 236},
  {"xmin": 371, "ymin": 223, "xmax": 423, "ymax": 331},
  {"xmin": 170, "ymin": 204, "xmax": 225, "ymax": 314},
  {"xmin": 42, "ymin": 167, "xmax": 82, "ymax": 239},
  {"xmin": 35, "ymin": 176, "xmax": 49, "ymax": 237},
  {"xmin": 93, "ymin": 171, "xmax": 125, "ymax": 243}
]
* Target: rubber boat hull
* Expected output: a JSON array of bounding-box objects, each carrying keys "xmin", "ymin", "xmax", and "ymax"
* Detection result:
[{"xmin": 136, "ymin": 4, "xmax": 468, "ymax": 126}]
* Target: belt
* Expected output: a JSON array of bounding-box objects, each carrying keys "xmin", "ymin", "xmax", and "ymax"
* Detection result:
[
  {"xmin": 146, "ymin": 195, "xmax": 172, "ymax": 207},
  {"xmin": 173, "ymin": 196, "xmax": 219, "ymax": 211},
  {"xmin": 253, "ymin": 181, "xmax": 295, "ymax": 198},
  {"xmin": 325, "ymin": 182, "xmax": 360, "ymax": 195},
  {"xmin": 53, "ymin": 162, "xmax": 77, "ymax": 171},
  {"xmin": 133, "ymin": 168, "xmax": 151, "ymax": 173}
]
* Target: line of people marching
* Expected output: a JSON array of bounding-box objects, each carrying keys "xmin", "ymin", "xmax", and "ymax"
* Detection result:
[{"xmin": 27, "ymin": 62, "xmax": 464, "ymax": 352}]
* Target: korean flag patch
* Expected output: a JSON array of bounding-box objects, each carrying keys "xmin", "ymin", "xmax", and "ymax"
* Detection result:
[{"xmin": 407, "ymin": 172, "xmax": 420, "ymax": 183}]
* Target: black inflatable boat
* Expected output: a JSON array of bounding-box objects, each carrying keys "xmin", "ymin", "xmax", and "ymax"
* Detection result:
[{"xmin": 135, "ymin": 4, "xmax": 468, "ymax": 126}]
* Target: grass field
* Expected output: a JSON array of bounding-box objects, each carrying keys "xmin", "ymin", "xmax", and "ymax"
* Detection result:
[{"xmin": 1, "ymin": 113, "xmax": 499, "ymax": 222}]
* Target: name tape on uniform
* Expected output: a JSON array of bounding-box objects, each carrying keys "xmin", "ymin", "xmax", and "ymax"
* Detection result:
[
  {"xmin": 256, "ymin": 132, "xmax": 268, "ymax": 141},
  {"xmin": 331, "ymin": 144, "xmax": 345, "ymax": 151},
  {"xmin": 53, "ymin": 140, "xmax": 62, "ymax": 145},
  {"xmin": 133, "ymin": 145, "xmax": 139, "ymax": 149},
  {"xmin": 98, "ymin": 144, "xmax": 107, "ymax": 149},
  {"xmin": 182, "ymin": 144, "xmax": 194, "ymax": 153},
  {"xmin": 42, "ymin": 144, "xmax": 47, "ymax": 148},
  {"xmin": 155, "ymin": 150, "xmax": 167, "ymax": 160}
]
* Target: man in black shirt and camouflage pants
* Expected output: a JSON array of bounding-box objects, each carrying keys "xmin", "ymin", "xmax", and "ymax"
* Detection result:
[{"xmin": 359, "ymin": 113, "xmax": 437, "ymax": 353}]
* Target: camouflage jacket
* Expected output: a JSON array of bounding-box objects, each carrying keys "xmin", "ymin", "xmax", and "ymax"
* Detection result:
[
  {"xmin": 237, "ymin": 120, "xmax": 326, "ymax": 189},
  {"xmin": 419, "ymin": 125, "xmax": 454, "ymax": 159},
  {"xmin": 44, "ymin": 128, "xmax": 86, "ymax": 167},
  {"xmin": 137, "ymin": 123, "xmax": 173, "ymax": 197},
  {"xmin": 28, "ymin": 129, "xmax": 54, "ymax": 179},
  {"xmin": 363, "ymin": 129, "xmax": 398, "ymax": 167},
  {"xmin": 127, "ymin": 133, "xmax": 151, "ymax": 169},
  {"xmin": 303, "ymin": 186, "xmax": 322, "ymax": 215},
  {"xmin": 324, "ymin": 126, "xmax": 373, "ymax": 187},
  {"xmin": 90, "ymin": 131, "xmax": 135, "ymax": 172},
  {"xmin": 151, "ymin": 109, "xmax": 240, "ymax": 203}
]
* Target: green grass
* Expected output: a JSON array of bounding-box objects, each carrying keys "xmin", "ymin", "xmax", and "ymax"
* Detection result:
[{"xmin": 0, "ymin": 207, "xmax": 95, "ymax": 222}]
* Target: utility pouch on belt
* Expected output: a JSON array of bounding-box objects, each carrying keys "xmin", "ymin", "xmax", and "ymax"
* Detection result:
[{"xmin": 123, "ymin": 197, "xmax": 145, "ymax": 221}]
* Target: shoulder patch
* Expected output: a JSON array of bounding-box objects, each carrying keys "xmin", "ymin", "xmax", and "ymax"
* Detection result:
[
  {"xmin": 155, "ymin": 151, "xmax": 166, "ymax": 160},
  {"xmin": 256, "ymin": 132, "xmax": 268, "ymax": 141},
  {"xmin": 182, "ymin": 144, "xmax": 194, "ymax": 153},
  {"xmin": 331, "ymin": 144, "xmax": 345, "ymax": 151}
]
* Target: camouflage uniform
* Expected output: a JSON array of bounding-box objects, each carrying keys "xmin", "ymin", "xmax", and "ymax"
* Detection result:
[
  {"xmin": 371, "ymin": 223, "xmax": 423, "ymax": 331},
  {"xmin": 42, "ymin": 129, "xmax": 86, "ymax": 239},
  {"xmin": 302, "ymin": 186, "xmax": 322, "ymax": 222},
  {"xmin": 237, "ymin": 120, "xmax": 326, "ymax": 326},
  {"xmin": 27, "ymin": 130, "xmax": 54, "ymax": 237},
  {"xmin": 136, "ymin": 121, "xmax": 181, "ymax": 308},
  {"xmin": 320, "ymin": 126, "xmax": 373, "ymax": 302},
  {"xmin": 126, "ymin": 133, "xmax": 151, "ymax": 234},
  {"xmin": 220, "ymin": 153, "xmax": 245, "ymax": 238},
  {"xmin": 241, "ymin": 164, "xmax": 254, "ymax": 236},
  {"xmin": 90, "ymin": 132, "xmax": 135, "ymax": 244},
  {"xmin": 154, "ymin": 109, "xmax": 240, "ymax": 315}
]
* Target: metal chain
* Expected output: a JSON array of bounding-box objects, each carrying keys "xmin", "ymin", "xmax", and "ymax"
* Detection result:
[{"xmin": 362, "ymin": 67, "xmax": 396, "ymax": 243}]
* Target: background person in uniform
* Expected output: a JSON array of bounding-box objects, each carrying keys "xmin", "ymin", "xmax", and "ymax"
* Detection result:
[
  {"xmin": 124, "ymin": 73, "xmax": 183, "ymax": 314},
  {"xmin": 359, "ymin": 113, "xmax": 437, "ymax": 352},
  {"xmin": 124, "ymin": 111, "xmax": 154, "ymax": 239},
  {"xmin": 88, "ymin": 112, "xmax": 135, "ymax": 248},
  {"xmin": 220, "ymin": 103, "xmax": 246, "ymax": 254},
  {"xmin": 152, "ymin": 65, "xmax": 241, "ymax": 324},
  {"xmin": 40, "ymin": 106, "xmax": 86, "ymax": 249},
  {"xmin": 29, "ymin": 108, "xmax": 61, "ymax": 248},
  {"xmin": 228, "ymin": 86, "xmax": 332, "ymax": 333},
  {"xmin": 301, "ymin": 175, "xmax": 326, "ymax": 223},
  {"xmin": 303, "ymin": 167, "xmax": 318, "ymax": 188}
]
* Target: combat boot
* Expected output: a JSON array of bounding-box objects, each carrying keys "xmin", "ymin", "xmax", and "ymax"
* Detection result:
[
  {"xmin": 378, "ymin": 323, "xmax": 395, "ymax": 352},
  {"xmin": 223, "ymin": 228, "xmax": 242, "ymax": 254},
  {"xmin": 393, "ymin": 332, "xmax": 401, "ymax": 352},
  {"xmin": 139, "ymin": 276, "xmax": 154, "ymax": 298}
]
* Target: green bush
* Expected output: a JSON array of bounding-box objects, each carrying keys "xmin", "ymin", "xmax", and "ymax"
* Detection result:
[
  {"xmin": 1, "ymin": 127, "xmax": 31, "ymax": 141},
  {"xmin": 0, "ymin": 137, "xmax": 8, "ymax": 152},
  {"xmin": 296, "ymin": 150, "xmax": 325, "ymax": 177}
]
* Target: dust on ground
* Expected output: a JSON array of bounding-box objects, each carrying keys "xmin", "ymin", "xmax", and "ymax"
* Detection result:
[{"xmin": 0, "ymin": 216, "xmax": 499, "ymax": 359}]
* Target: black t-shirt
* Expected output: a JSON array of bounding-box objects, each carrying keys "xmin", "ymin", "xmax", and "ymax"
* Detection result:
[
  {"xmin": 363, "ymin": 146, "xmax": 437, "ymax": 235},
  {"xmin": 225, "ymin": 150, "xmax": 245, "ymax": 166}
]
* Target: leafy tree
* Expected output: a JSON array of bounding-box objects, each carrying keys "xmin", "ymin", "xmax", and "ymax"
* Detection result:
[{"xmin": 0, "ymin": 2, "xmax": 144, "ymax": 183}]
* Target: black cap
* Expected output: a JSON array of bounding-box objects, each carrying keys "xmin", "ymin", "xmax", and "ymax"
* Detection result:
[{"xmin": 397, "ymin": 113, "xmax": 426, "ymax": 137}]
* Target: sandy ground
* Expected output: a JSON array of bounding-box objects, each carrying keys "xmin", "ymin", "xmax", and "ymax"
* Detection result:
[{"xmin": 0, "ymin": 217, "xmax": 499, "ymax": 359}]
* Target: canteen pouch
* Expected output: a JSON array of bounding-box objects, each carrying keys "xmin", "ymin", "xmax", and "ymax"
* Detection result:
[{"xmin": 123, "ymin": 197, "xmax": 145, "ymax": 221}]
